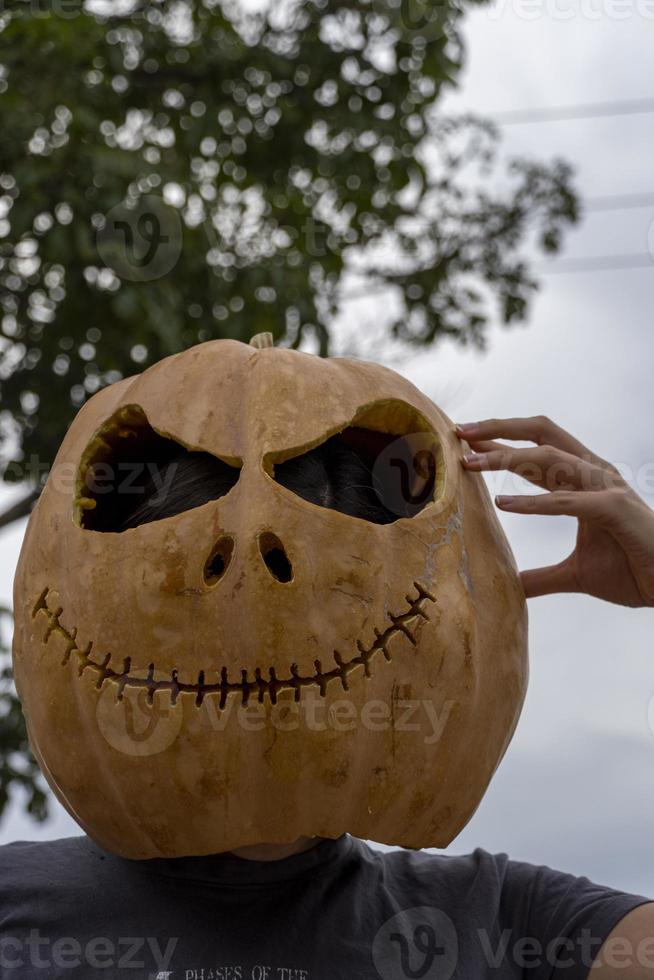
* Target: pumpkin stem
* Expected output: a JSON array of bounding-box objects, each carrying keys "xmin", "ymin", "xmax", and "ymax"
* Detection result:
[{"xmin": 249, "ymin": 332, "xmax": 275, "ymax": 349}]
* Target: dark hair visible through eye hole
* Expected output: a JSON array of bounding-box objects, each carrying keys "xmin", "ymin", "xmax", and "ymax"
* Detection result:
[
  {"xmin": 113, "ymin": 451, "xmax": 240, "ymax": 532},
  {"xmin": 273, "ymin": 431, "xmax": 429, "ymax": 525},
  {"xmin": 77, "ymin": 404, "xmax": 243, "ymax": 533},
  {"xmin": 92, "ymin": 427, "xmax": 432, "ymax": 532}
]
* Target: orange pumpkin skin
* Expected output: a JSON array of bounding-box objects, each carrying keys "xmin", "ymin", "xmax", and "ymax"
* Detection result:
[{"xmin": 12, "ymin": 339, "xmax": 528, "ymax": 859}]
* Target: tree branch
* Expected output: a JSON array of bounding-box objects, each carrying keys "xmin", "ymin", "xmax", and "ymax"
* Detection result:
[{"xmin": 0, "ymin": 487, "xmax": 42, "ymax": 532}]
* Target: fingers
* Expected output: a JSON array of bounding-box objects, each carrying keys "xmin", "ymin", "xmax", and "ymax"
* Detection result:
[
  {"xmin": 462, "ymin": 445, "xmax": 615, "ymax": 492},
  {"xmin": 494, "ymin": 490, "xmax": 612, "ymax": 516},
  {"xmin": 464, "ymin": 439, "xmax": 507, "ymax": 453},
  {"xmin": 456, "ymin": 415, "xmax": 591, "ymax": 455},
  {"xmin": 520, "ymin": 561, "xmax": 578, "ymax": 598},
  {"xmin": 455, "ymin": 415, "xmax": 614, "ymax": 470}
]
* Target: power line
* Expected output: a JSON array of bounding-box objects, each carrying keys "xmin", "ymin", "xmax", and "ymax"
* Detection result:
[
  {"xmin": 584, "ymin": 192, "xmax": 654, "ymax": 212},
  {"xmin": 537, "ymin": 253, "xmax": 653, "ymax": 275},
  {"xmin": 488, "ymin": 96, "xmax": 654, "ymax": 125},
  {"xmin": 337, "ymin": 253, "xmax": 653, "ymax": 300}
]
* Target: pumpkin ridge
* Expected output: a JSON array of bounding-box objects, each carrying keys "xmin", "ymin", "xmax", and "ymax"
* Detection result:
[{"xmin": 30, "ymin": 583, "xmax": 437, "ymax": 708}]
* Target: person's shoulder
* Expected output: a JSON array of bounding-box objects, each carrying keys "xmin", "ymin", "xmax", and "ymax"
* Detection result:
[
  {"xmin": 362, "ymin": 841, "xmax": 646, "ymax": 896},
  {"xmin": 352, "ymin": 839, "xmax": 513, "ymax": 900},
  {"xmin": 0, "ymin": 834, "xmax": 87, "ymax": 862},
  {"xmin": 354, "ymin": 840, "xmax": 651, "ymax": 925},
  {"xmin": 358, "ymin": 839, "xmax": 509, "ymax": 875},
  {"xmin": 0, "ymin": 836, "xmax": 96, "ymax": 894}
]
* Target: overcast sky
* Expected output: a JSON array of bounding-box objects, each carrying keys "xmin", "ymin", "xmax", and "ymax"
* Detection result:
[{"xmin": 2, "ymin": 2, "xmax": 654, "ymax": 897}]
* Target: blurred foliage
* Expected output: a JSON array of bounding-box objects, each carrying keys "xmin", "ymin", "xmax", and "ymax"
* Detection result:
[
  {"xmin": 0, "ymin": 605, "xmax": 48, "ymax": 824},
  {"xmin": 0, "ymin": 0, "xmax": 578, "ymax": 825},
  {"xmin": 0, "ymin": 0, "xmax": 579, "ymax": 492}
]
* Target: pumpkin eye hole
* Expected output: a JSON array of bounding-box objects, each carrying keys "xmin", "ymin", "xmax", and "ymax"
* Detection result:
[
  {"xmin": 75, "ymin": 404, "xmax": 241, "ymax": 532},
  {"xmin": 204, "ymin": 536, "xmax": 235, "ymax": 585},
  {"xmin": 272, "ymin": 423, "xmax": 439, "ymax": 525},
  {"xmin": 258, "ymin": 531, "xmax": 293, "ymax": 583}
]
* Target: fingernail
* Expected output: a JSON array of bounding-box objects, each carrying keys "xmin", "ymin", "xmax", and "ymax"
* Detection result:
[
  {"xmin": 496, "ymin": 495, "xmax": 515, "ymax": 507},
  {"xmin": 463, "ymin": 453, "xmax": 485, "ymax": 466},
  {"xmin": 455, "ymin": 423, "xmax": 478, "ymax": 433}
]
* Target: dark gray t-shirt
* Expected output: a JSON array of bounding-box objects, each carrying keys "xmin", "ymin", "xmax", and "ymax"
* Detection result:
[{"xmin": 0, "ymin": 833, "xmax": 650, "ymax": 980}]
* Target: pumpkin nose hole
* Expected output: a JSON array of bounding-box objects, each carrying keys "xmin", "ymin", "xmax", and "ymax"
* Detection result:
[
  {"xmin": 204, "ymin": 535, "xmax": 234, "ymax": 585},
  {"xmin": 259, "ymin": 531, "xmax": 293, "ymax": 583}
]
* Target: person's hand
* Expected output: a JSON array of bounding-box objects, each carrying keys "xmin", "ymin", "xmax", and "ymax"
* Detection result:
[{"xmin": 455, "ymin": 415, "xmax": 654, "ymax": 608}]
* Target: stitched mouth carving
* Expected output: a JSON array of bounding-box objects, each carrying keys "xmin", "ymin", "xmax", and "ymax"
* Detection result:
[{"xmin": 31, "ymin": 582, "xmax": 436, "ymax": 709}]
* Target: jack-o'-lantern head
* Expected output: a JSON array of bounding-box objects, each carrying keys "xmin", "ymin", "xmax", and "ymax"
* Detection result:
[{"xmin": 12, "ymin": 336, "xmax": 528, "ymax": 858}]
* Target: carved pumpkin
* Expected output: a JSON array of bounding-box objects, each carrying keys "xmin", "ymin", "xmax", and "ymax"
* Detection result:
[{"xmin": 11, "ymin": 336, "xmax": 528, "ymax": 859}]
